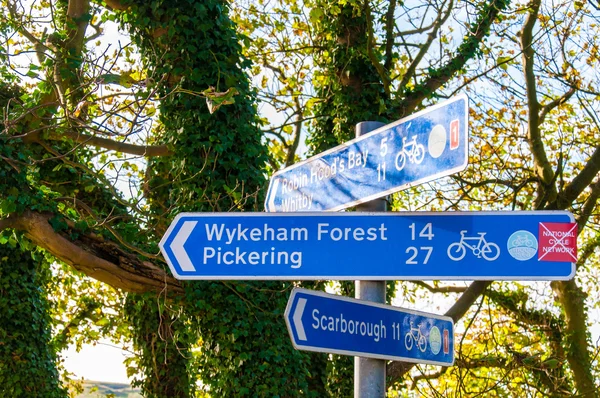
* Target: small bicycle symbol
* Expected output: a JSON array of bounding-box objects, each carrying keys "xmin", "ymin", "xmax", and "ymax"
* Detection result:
[
  {"xmin": 512, "ymin": 235, "xmax": 534, "ymax": 247},
  {"xmin": 447, "ymin": 230, "xmax": 500, "ymax": 261},
  {"xmin": 404, "ymin": 322, "xmax": 427, "ymax": 352},
  {"xmin": 395, "ymin": 135, "xmax": 425, "ymax": 171}
]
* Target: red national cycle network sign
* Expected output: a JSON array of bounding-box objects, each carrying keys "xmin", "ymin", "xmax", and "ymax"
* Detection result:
[{"xmin": 538, "ymin": 222, "xmax": 578, "ymax": 262}]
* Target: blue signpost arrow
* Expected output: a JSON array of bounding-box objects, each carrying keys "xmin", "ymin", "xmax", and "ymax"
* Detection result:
[
  {"xmin": 265, "ymin": 94, "xmax": 469, "ymax": 212},
  {"xmin": 159, "ymin": 211, "xmax": 576, "ymax": 280},
  {"xmin": 285, "ymin": 288, "xmax": 454, "ymax": 365}
]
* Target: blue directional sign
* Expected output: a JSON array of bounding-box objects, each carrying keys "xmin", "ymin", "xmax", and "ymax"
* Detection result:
[
  {"xmin": 265, "ymin": 95, "xmax": 468, "ymax": 212},
  {"xmin": 285, "ymin": 288, "xmax": 454, "ymax": 365},
  {"xmin": 159, "ymin": 211, "xmax": 576, "ymax": 280}
]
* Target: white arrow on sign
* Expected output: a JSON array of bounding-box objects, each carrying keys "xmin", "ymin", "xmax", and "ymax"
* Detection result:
[
  {"xmin": 266, "ymin": 178, "xmax": 280, "ymax": 212},
  {"xmin": 170, "ymin": 221, "xmax": 197, "ymax": 272},
  {"xmin": 293, "ymin": 298, "xmax": 307, "ymax": 341}
]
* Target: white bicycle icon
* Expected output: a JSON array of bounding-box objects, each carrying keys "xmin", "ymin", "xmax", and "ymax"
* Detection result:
[
  {"xmin": 512, "ymin": 235, "xmax": 534, "ymax": 247},
  {"xmin": 395, "ymin": 135, "xmax": 425, "ymax": 171},
  {"xmin": 404, "ymin": 322, "xmax": 427, "ymax": 352},
  {"xmin": 447, "ymin": 230, "xmax": 500, "ymax": 261}
]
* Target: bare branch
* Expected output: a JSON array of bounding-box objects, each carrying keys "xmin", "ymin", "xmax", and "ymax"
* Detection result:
[
  {"xmin": 549, "ymin": 145, "xmax": 600, "ymax": 210},
  {"xmin": 521, "ymin": 0, "xmax": 558, "ymax": 207},
  {"xmin": 395, "ymin": 0, "xmax": 509, "ymax": 117},
  {"xmin": 575, "ymin": 178, "xmax": 600, "ymax": 234},
  {"xmin": 6, "ymin": 0, "xmax": 50, "ymax": 63},
  {"xmin": 398, "ymin": 0, "xmax": 454, "ymax": 92},
  {"xmin": 55, "ymin": 130, "xmax": 173, "ymax": 157},
  {"xmin": 387, "ymin": 281, "xmax": 491, "ymax": 382},
  {"xmin": 538, "ymin": 87, "xmax": 576, "ymax": 124},
  {"xmin": 411, "ymin": 281, "xmax": 467, "ymax": 294}
]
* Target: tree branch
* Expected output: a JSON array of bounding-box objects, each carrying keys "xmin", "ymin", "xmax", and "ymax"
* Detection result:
[
  {"xmin": 548, "ymin": 145, "xmax": 600, "ymax": 210},
  {"xmin": 411, "ymin": 281, "xmax": 467, "ymax": 294},
  {"xmin": 387, "ymin": 281, "xmax": 491, "ymax": 382},
  {"xmin": 575, "ymin": 178, "xmax": 600, "ymax": 234},
  {"xmin": 65, "ymin": 0, "xmax": 92, "ymax": 55},
  {"xmin": 551, "ymin": 279, "xmax": 596, "ymax": 396},
  {"xmin": 285, "ymin": 96, "xmax": 303, "ymax": 167},
  {"xmin": 486, "ymin": 289, "xmax": 563, "ymax": 333},
  {"xmin": 1, "ymin": 211, "xmax": 183, "ymax": 295},
  {"xmin": 102, "ymin": 0, "xmax": 130, "ymax": 11},
  {"xmin": 364, "ymin": 0, "xmax": 391, "ymax": 96},
  {"xmin": 398, "ymin": 0, "xmax": 454, "ymax": 92},
  {"xmin": 19, "ymin": 127, "xmax": 173, "ymax": 157},
  {"xmin": 6, "ymin": 0, "xmax": 50, "ymax": 63},
  {"xmin": 394, "ymin": 0, "xmax": 509, "ymax": 117},
  {"xmin": 538, "ymin": 87, "xmax": 576, "ymax": 124},
  {"xmin": 57, "ymin": 130, "xmax": 173, "ymax": 156},
  {"xmin": 384, "ymin": 0, "xmax": 397, "ymax": 72},
  {"xmin": 457, "ymin": 353, "xmax": 570, "ymax": 395},
  {"xmin": 521, "ymin": 0, "xmax": 558, "ymax": 208}
]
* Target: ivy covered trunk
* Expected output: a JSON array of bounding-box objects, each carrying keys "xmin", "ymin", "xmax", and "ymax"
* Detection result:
[
  {"xmin": 125, "ymin": 294, "xmax": 193, "ymax": 397},
  {"xmin": 307, "ymin": 0, "xmax": 388, "ymax": 156},
  {"xmin": 118, "ymin": 0, "xmax": 318, "ymax": 395},
  {"xmin": 0, "ymin": 244, "xmax": 65, "ymax": 397}
]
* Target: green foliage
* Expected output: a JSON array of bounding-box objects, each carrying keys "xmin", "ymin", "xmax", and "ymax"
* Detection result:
[
  {"xmin": 186, "ymin": 282, "xmax": 318, "ymax": 396},
  {"xmin": 307, "ymin": 0, "xmax": 389, "ymax": 155},
  {"xmin": 119, "ymin": 0, "xmax": 268, "ymax": 219},
  {"xmin": 0, "ymin": 243, "xmax": 66, "ymax": 397},
  {"xmin": 124, "ymin": 294, "xmax": 194, "ymax": 398}
]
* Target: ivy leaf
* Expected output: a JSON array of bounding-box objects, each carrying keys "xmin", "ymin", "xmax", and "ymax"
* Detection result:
[
  {"xmin": 497, "ymin": 56, "xmax": 511, "ymax": 70},
  {"xmin": 96, "ymin": 72, "xmax": 139, "ymax": 88},
  {"xmin": 0, "ymin": 200, "xmax": 17, "ymax": 214},
  {"xmin": 203, "ymin": 87, "xmax": 240, "ymax": 114}
]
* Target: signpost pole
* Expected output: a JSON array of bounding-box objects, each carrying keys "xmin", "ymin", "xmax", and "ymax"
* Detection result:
[{"xmin": 354, "ymin": 121, "xmax": 387, "ymax": 398}]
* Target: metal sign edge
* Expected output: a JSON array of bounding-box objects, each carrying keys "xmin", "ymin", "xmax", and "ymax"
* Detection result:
[
  {"xmin": 288, "ymin": 344, "xmax": 454, "ymax": 366},
  {"xmin": 287, "ymin": 288, "xmax": 454, "ymax": 322},
  {"xmin": 164, "ymin": 209, "xmax": 574, "ymax": 218},
  {"xmin": 268, "ymin": 94, "xmax": 470, "ymax": 178},
  {"xmin": 167, "ymin": 274, "xmax": 575, "ymax": 281}
]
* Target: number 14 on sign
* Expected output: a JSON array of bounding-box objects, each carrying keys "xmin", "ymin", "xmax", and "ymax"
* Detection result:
[{"xmin": 406, "ymin": 223, "xmax": 434, "ymax": 266}]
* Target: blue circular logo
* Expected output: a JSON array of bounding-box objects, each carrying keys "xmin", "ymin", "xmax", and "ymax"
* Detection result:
[
  {"xmin": 507, "ymin": 230, "xmax": 538, "ymax": 261},
  {"xmin": 429, "ymin": 326, "xmax": 441, "ymax": 355}
]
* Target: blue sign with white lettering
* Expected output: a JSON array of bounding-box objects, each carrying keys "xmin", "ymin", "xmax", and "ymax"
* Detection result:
[
  {"xmin": 285, "ymin": 288, "xmax": 454, "ymax": 365},
  {"xmin": 159, "ymin": 211, "xmax": 576, "ymax": 280},
  {"xmin": 265, "ymin": 95, "xmax": 468, "ymax": 212}
]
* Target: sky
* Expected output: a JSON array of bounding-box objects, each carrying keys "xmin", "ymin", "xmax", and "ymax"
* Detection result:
[{"xmin": 64, "ymin": 340, "xmax": 131, "ymax": 384}]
